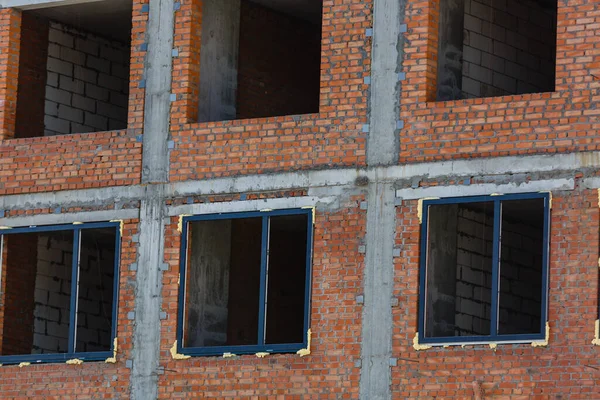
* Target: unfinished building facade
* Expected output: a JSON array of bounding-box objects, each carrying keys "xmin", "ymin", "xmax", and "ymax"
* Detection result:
[{"xmin": 0, "ymin": 0, "xmax": 599, "ymax": 398}]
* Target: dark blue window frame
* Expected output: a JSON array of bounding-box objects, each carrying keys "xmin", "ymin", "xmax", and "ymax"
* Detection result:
[
  {"xmin": 177, "ymin": 208, "xmax": 314, "ymax": 357},
  {"xmin": 418, "ymin": 192, "xmax": 550, "ymax": 345},
  {"xmin": 0, "ymin": 221, "xmax": 121, "ymax": 364}
]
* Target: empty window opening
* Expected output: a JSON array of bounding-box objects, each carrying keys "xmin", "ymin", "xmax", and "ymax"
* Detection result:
[
  {"xmin": 181, "ymin": 210, "xmax": 311, "ymax": 355},
  {"xmin": 420, "ymin": 195, "xmax": 548, "ymax": 343},
  {"xmin": 197, "ymin": 0, "xmax": 322, "ymax": 122},
  {"xmin": 0, "ymin": 224, "xmax": 118, "ymax": 362},
  {"xmin": 14, "ymin": 0, "xmax": 132, "ymax": 139},
  {"xmin": 436, "ymin": 0, "xmax": 557, "ymax": 101}
]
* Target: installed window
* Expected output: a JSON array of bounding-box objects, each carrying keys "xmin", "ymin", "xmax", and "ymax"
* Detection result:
[
  {"xmin": 418, "ymin": 193, "xmax": 549, "ymax": 344},
  {"xmin": 178, "ymin": 209, "xmax": 313, "ymax": 356},
  {"xmin": 0, "ymin": 222, "xmax": 120, "ymax": 363}
]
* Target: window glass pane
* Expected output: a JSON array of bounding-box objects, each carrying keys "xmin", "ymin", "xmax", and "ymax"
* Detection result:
[
  {"xmin": 76, "ymin": 228, "xmax": 117, "ymax": 353},
  {"xmin": 425, "ymin": 202, "xmax": 494, "ymax": 338},
  {"xmin": 498, "ymin": 198, "xmax": 545, "ymax": 335},
  {"xmin": 1, "ymin": 230, "xmax": 73, "ymax": 356},
  {"xmin": 265, "ymin": 214, "xmax": 308, "ymax": 345},
  {"xmin": 184, "ymin": 218, "xmax": 262, "ymax": 347}
]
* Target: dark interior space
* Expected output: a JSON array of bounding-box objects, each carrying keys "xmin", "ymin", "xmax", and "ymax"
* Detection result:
[
  {"xmin": 0, "ymin": 227, "xmax": 117, "ymax": 356},
  {"xmin": 197, "ymin": 0, "xmax": 322, "ymax": 123},
  {"xmin": 15, "ymin": 0, "xmax": 132, "ymax": 138},
  {"xmin": 184, "ymin": 218, "xmax": 262, "ymax": 348},
  {"xmin": 498, "ymin": 198, "xmax": 544, "ymax": 335},
  {"xmin": 436, "ymin": 0, "xmax": 557, "ymax": 101},
  {"xmin": 1, "ymin": 231, "xmax": 73, "ymax": 355},
  {"xmin": 265, "ymin": 214, "xmax": 308, "ymax": 344}
]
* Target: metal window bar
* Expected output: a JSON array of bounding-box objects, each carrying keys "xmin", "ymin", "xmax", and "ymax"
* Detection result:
[
  {"xmin": 418, "ymin": 192, "xmax": 550, "ymax": 345},
  {"xmin": 0, "ymin": 221, "xmax": 120, "ymax": 364}
]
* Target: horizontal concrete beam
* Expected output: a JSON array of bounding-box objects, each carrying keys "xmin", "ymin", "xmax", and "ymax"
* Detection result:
[
  {"xmin": 167, "ymin": 196, "xmax": 338, "ymax": 217},
  {"xmin": 395, "ymin": 178, "xmax": 575, "ymax": 200},
  {"xmin": 0, "ymin": 208, "xmax": 137, "ymax": 227},
  {"xmin": 1, "ymin": 0, "xmax": 104, "ymax": 10},
  {"xmin": 0, "ymin": 151, "xmax": 599, "ymax": 212}
]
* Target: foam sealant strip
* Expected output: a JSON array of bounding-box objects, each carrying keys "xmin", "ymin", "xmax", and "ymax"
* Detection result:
[
  {"xmin": 301, "ymin": 206, "xmax": 316, "ymax": 224},
  {"xmin": 222, "ymin": 352, "xmax": 236, "ymax": 358},
  {"xmin": 255, "ymin": 352, "xmax": 269, "ymax": 358},
  {"xmin": 412, "ymin": 332, "xmax": 432, "ymax": 351},
  {"xmin": 296, "ymin": 329, "xmax": 312, "ymax": 357},
  {"xmin": 592, "ymin": 320, "xmax": 600, "ymax": 346},
  {"xmin": 417, "ymin": 198, "xmax": 439, "ymax": 224},
  {"xmin": 170, "ymin": 341, "xmax": 190, "ymax": 360},
  {"xmin": 531, "ymin": 322, "xmax": 550, "ymax": 347},
  {"xmin": 66, "ymin": 359, "xmax": 84, "ymax": 365},
  {"xmin": 105, "ymin": 337, "xmax": 118, "ymax": 363},
  {"xmin": 110, "ymin": 220, "xmax": 124, "ymax": 237},
  {"xmin": 177, "ymin": 215, "xmax": 192, "ymax": 233}
]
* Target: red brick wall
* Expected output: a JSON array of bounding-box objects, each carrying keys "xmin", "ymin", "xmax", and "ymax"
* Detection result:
[
  {"xmin": 169, "ymin": 0, "xmax": 370, "ymax": 181},
  {"xmin": 14, "ymin": 13, "xmax": 48, "ymax": 139},
  {"xmin": 0, "ymin": 9, "xmax": 21, "ymax": 140},
  {"xmin": 236, "ymin": 1, "xmax": 321, "ymax": 119},
  {"xmin": 399, "ymin": 0, "xmax": 600, "ymax": 163},
  {"xmin": 392, "ymin": 189, "xmax": 600, "ymax": 398},
  {"xmin": 158, "ymin": 199, "xmax": 366, "ymax": 398},
  {"xmin": 0, "ymin": 233, "xmax": 38, "ymax": 356}
]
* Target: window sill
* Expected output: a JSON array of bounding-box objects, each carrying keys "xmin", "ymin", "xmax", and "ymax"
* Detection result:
[
  {"xmin": 174, "ymin": 343, "xmax": 307, "ymax": 359},
  {"xmin": 0, "ymin": 351, "xmax": 112, "ymax": 366}
]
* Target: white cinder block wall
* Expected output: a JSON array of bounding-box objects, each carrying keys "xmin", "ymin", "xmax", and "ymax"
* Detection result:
[
  {"xmin": 32, "ymin": 233, "xmax": 115, "ymax": 354},
  {"xmin": 461, "ymin": 0, "xmax": 557, "ymax": 98},
  {"xmin": 44, "ymin": 22, "xmax": 129, "ymax": 136},
  {"xmin": 454, "ymin": 207, "xmax": 543, "ymax": 336}
]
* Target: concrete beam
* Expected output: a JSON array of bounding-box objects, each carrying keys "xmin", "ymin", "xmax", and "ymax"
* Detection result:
[
  {"xmin": 1, "ymin": 151, "xmax": 599, "ymax": 211},
  {"xmin": 167, "ymin": 195, "xmax": 338, "ymax": 217},
  {"xmin": 0, "ymin": 0, "xmax": 103, "ymax": 10},
  {"xmin": 395, "ymin": 178, "xmax": 575, "ymax": 200},
  {"xmin": 0, "ymin": 209, "xmax": 137, "ymax": 227}
]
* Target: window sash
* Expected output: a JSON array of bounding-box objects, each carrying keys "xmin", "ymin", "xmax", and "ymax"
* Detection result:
[
  {"xmin": 418, "ymin": 193, "xmax": 550, "ymax": 345},
  {"xmin": 178, "ymin": 208, "xmax": 313, "ymax": 357},
  {"xmin": 0, "ymin": 222, "xmax": 121, "ymax": 364}
]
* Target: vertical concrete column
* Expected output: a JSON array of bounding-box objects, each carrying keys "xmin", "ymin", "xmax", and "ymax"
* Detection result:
[
  {"xmin": 132, "ymin": 0, "xmax": 175, "ymax": 397},
  {"xmin": 141, "ymin": 0, "xmax": 175, "ymax": 183},
  {"xmin": 131, "ymin": 187, "xmax": 165, "ymax": 400},
  {"xmin": 0, "ymin": 9, "xmax": 21, "ymax": 140},
  {"xmin": 198, "ymin": 0, "xmax": 240, "ymax": 122},
  {"xmin": 360, "ymin": 0, "xmax": 404, "ymax": 397}
]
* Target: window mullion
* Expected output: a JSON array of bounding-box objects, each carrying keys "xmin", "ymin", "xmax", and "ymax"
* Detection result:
[
  {"xmin": 490, "ymin": 200, "xmax": 502, "ymax": 338},
  {"xmin": 68, "ymin": 228, "xmax": 82, "ymax": 354},
  {"xmin": 257, "ymin": 215, "xmax": 270, "ymax": 347}
]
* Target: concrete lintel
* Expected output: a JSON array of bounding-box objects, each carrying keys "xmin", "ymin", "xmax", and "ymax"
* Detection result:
[
  {"xmin": 1, "ymin": 0, "xmax": 103, "ymax": 10},
  {"xmin": 395, "ymin": 178, "xmax": 575, "ymax": 200},
  {"xmin": 580, "ymin": 177, "xmax": 600, "ymax": 190},
  {"xmin": 0, "ymin": 209, "xmax": 137, "ymax": 227},
  {"xmin": 167, "ymin": 196, "xmax": 337, "ymax": 217},
  {"xmin": 0, "ymin": 186, "xmax": 144, "ymax": 211},
  {"xmin": 1, "ymin": 152, "xmax": 600, "ymax": 211}
]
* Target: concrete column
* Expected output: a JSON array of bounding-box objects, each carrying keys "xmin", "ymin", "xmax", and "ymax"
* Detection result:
[
  {"xmin": 131, "ymin": 187, "xmax": 165, "ymax": 400},
  {"xmin": 198, "ymin": 0, "xmax": 240, "ymax": 123},
  {"xmin": 436, "ymin": 0, "xmax": 465, "ymax": 101}
]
